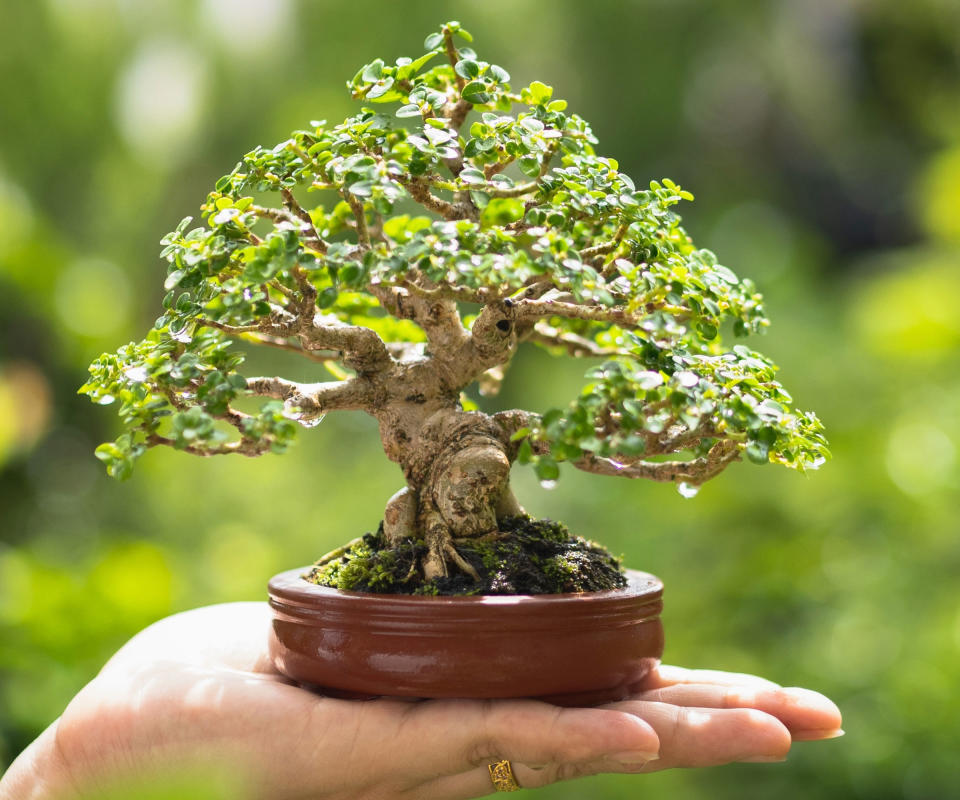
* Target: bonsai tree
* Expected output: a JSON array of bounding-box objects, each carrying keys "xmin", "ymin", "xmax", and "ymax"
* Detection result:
[{"xmin": 82, "ymin": 21, "xmax": 827, "ymax": 585}]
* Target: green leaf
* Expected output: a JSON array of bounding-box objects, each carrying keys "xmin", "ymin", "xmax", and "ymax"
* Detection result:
[
  {"xmin": 510, "ymin": 427, "xmax": 532, "ymax": 442},
  {"xmin": 366, "ymin": 77, "xmax": 395, "ymax": 100},
  {"xmin": 526, "ymin": 80, "xmax": 553, "ymax": 105},
  {"xmin": 348, "ymin": 180, "xmax": 374, "ymax": 197},
  {"xmin": 519, "ymin": 117, "xmax": 544, "ymax": 134},
  {"xmin": 455, "ymin": 59, "xmax": 480, "ymax": 80},
  {"xmin": 481, "ymin": 197, "xmax": 524, "ymax": 226},
  {"xmin": 397, "ymin": 51, "xmax": 438, "ymax": 80},
  {"xmin": 459, "ymin": 167, "xmax": 486, "ymax": 185},
  {"xmin": 461, "ymin": 81, "xmax": 493, "ymax": 105},
  {"xmin": 746, "ymin": 439, "xmax": 771, "ymax": 464},
  {"xmin": 488, "ymin": 64, "xmax": 510, "ymax": 83},
  {"xmin": 317, "ymin": 287, "xmax": 338, "ymax": 308},
  {"xmin": 534, "ymin": 458, "xmax": 560, "ymax": 483},
  {"xmin": 518, "ymin": 155, "xmax": 541, "ymax": 177},
  {"xmin": 362, "ymin": 59, "xmax": 384, "ymax": 83}
]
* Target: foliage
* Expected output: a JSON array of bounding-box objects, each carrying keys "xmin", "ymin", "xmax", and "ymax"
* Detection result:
[{"xmin": 79, "ymin": 21, "xmax": 827, "ymax": 495}]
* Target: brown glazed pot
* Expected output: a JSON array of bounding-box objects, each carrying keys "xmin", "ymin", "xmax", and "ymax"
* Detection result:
[{"xmin": 268, "ymin": 568, "xmax": 664, "ymax": 707}]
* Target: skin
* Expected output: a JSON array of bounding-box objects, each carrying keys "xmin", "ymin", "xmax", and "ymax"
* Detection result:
[{"xmin": 0, "ymin": 603, "xmax": 842, "ymax": 799}]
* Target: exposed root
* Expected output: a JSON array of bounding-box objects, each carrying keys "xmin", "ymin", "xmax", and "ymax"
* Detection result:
[
  {"xmin": 422, "ymin": 506, "xmax": 481, "ymax": 581},
  {"xmin": 495, "ymin": 487, "xmax": 526, "ymax": 519},
  {"xmin": 474, "ymin": 531, "xmax": 510, "ymax": 543},
  {"xmin": 443, "ymin": 541, "xmax": 480, "ymax": 580},
  {"xmin": 423, "ymin": 551, "xmax": 446, "ymax": 581},
  {"xmin": 424, "ymin": 536, "xmax": 479, "ymax": 581},
  {"xmin": 383, "ymin": 486, "xmax": 418, "ymax": 545},
  {"xmin": 403, "ymin": 559, "xmax": 419, "ymax": 583}
]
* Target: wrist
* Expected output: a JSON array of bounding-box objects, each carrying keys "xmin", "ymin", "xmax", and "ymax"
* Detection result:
[{"xmin": 0, "ymin": 720, "xmax": 77, "ymax": 800}]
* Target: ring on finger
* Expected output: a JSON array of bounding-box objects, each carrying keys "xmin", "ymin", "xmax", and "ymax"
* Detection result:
[{"xmin": 488, "ymin": 760, "xmax": 520, "ymax": 792}]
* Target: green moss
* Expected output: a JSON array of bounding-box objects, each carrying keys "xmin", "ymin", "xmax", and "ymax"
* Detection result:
[
  {"xmin": 304, "ymin": 516, "xmax": 628, "ymax": 596},
  {"xmin": 310, "ymin": 531, "xmax": 417, "ymax": 592}
]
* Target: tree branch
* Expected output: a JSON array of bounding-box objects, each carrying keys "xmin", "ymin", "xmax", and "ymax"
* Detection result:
[
  {"xmin": 400, "ymin": 176, "xmax": 459, "ymax": 220},
  {"xmin": 371, "ymin": 282, "xmax": 470, "ymax": 355},
  {"xmin": 523, "ymin": 321, "xmax": 622, "ymax": 358},
  {"xmin": 513, "ymin": 299, "xmax": 637, "ymax": 326},
  {"xmin": 246, "ymin": 376, "xmax": 371, "ymax": 417},
  {"xmin": 573, "ymin": 440, "xmax": 741, "ymax": 485},
  {"xmin": 440, "ymin": 301, "xmax": 517, "ymax": 390},
  {"xmin": 145, "ymin": 434, "xmax": 271, "ymax": 458},
  {"xmin": 443, "ymin": 25, "xmax": 465, "ymax": 89},
  {"xmin": 401, "ymin": 277, "xmax": 491, "ymax": 305},
  {"xmin": 300, "ymin": 314, "xmax": 392, "ymax": 374},
  {"xmin": 441, "ymin": 25, "xmax": 471, "ymax": 132},
  {"xmin": 580, "ymin": 223, "xmax": 628, "ymax": 260},
  {"xmin": 195, "ymin": 318, "xmax": 262, "ymax": 335},
  {"xmin": 238, "ymin": 331, "xmax": 342, "ymax": 364},
  {"xmin": 250, "ymin": 205, "xmax": 328, "ymax": 254},
  {"xmin": 281, "ymin": 188, "xmax": 328, "ymax": 254},
  {"xmin": 484, "ymin": 153, "xmax": 515, "ymax": 179},
  {"xmin": 465, "ymin": 141, "xmax": 558, "ymax": 198},
  {"xmin": 345, "ymin": 195, "xmax": 371, "ymax": 249}
]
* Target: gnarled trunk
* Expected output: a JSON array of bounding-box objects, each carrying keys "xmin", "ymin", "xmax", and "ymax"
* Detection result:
[{"xmin": 379, "ymin": 406, "xmax": 525, "ymax": 579}]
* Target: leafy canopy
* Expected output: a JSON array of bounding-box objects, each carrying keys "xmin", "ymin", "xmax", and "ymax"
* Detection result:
[{"xmin": 81, "ymin": 21, "xmax": 827, "ymax": 493}]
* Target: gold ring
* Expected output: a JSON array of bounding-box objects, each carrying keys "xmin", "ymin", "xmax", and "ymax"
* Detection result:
[{"xmin": 488, "ymin": 760, "xmax": 520, "ymax": 792}]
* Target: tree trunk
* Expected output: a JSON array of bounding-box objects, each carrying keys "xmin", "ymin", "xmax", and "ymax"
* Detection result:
[{"xmin": 380, "ymin": 407, "xmax": 525, "ymax": 579}]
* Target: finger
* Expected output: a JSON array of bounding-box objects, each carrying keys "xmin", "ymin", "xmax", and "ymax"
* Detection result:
[
  {"xmin": 393, "ymin": 699, "xmax": 660, "ymax": 796},
  {"xmin": 604, "ymin": 700, "xmax": 792, "ymax": 771},
  {"xmin": 641, "ymin": 664, "xmax": 782, "ymax": 692},
  {"xmin": 420, "ymin": 752, "xmax": 656, "ymax": 800},
  {"xmin": 634, "ymin": 683, "xmax": 842, "ymax": 738},
  {"xmin": 408, "ymin": 699, "xmax": 660, "ymax": 775},
  {"xmin": 419, "ymin": 700, "xmax": 793, "ymax": 798}
]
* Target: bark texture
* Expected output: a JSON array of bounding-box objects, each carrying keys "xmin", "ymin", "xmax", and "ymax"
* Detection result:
[{"xmin": 241, "ymin": 287, "xmax": 530, "ymax": 578}]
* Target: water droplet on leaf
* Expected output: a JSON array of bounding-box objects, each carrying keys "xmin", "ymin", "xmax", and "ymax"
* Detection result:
[{"xmin": 123, "ymin": 366, "xmax": 148, "ymax": 383}]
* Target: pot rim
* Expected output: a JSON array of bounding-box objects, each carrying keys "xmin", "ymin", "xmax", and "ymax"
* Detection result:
[
  {"xmin": 270, "ymin": 566, "xmax": 661, "ymax": 604},
  {"xmin": 268, "ymin": 567, "xmax": 663, "ymax": 629}
]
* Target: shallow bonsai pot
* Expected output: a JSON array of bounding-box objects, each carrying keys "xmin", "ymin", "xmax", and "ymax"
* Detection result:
[{"xmin": 267, "ymin": 567, "xmax": 664, "ymax": 707}]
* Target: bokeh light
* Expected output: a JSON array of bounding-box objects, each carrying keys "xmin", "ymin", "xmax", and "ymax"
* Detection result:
[{"xmin": 114, "ymin": 38, "xmax": 209, "ymax": 164}]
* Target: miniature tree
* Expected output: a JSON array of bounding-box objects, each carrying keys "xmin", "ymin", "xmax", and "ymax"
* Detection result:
[{"xmin": 82, "ymin": 22, "xmax": 827, "ymax": 581}]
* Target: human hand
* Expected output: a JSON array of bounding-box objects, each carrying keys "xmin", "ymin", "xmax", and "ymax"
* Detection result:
[{"xmin": 0, "ymin": 602, "xmax": 841, "ymax": 799}]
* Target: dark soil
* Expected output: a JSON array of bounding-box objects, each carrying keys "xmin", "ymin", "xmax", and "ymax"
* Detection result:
[{"xmin": 304, "ymin": 516, "xmax": 628, "ymax": 596}]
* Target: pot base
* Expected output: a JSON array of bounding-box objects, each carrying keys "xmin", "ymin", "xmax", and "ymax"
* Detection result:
[
  {"xmin": 268, "ymin": 567, "xmax": 664, "ymax": 707},
  {"xmin": 294, "ymin": 670, "xmax": 658, "ymax": 707}
]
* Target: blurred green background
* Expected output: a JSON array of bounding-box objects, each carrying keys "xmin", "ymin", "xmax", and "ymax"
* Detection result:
[{"xmin": 1, "ymin": 0, "xmax": 958, "ymax": 797}]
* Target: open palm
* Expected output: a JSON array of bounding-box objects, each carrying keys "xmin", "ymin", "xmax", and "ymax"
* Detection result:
[{"xmin": 7, "ymin": 603, "xmax": 841, "ymax": 799}]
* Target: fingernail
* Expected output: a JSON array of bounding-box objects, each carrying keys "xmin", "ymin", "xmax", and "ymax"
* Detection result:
[
  {"xmin": 782, "ymin": 688, "xmax": 842, "ymax": 718},
  {"xmin": 608, "ymin": 750, "xmax": 660, "ymax": 765},
  {"xmin": 792, "ymin": 728, "xmax": 845, "ymax": 742},
  {"xmin": 741, "ymin": 754, "xmax": 788, "ymax": 763}
]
